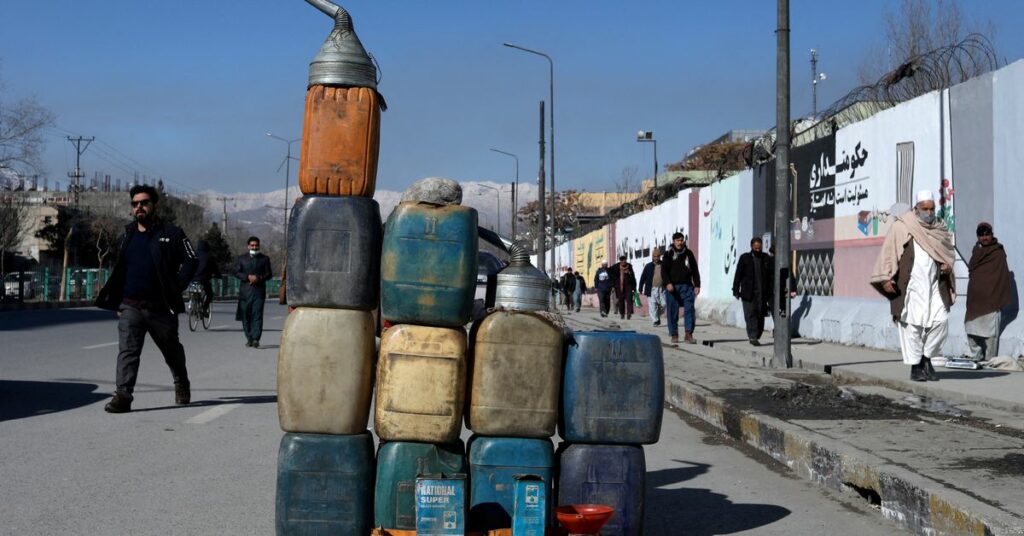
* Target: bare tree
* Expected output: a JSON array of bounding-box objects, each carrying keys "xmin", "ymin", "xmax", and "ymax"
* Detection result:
[
  {"xmin": 516, "ymin": 190, "xmax": 586, "ymax": 248},
  {"xmin": 91, "ymin": 214, "xmax": 124, "ymax": 270},
  {"xmin": 0, "ymin": 195, "xmax": 32, "ymax": 275},
  {"xmin": 858, "ymin": 0, "xmax": 999, "ymax": 88},
  {"xmin": 0, "ymin": 70, "xmax": 55, "ymax": 176},
  {"xmin": 615, "ymin": 166, "xmax": 639, "ymax": 194}
]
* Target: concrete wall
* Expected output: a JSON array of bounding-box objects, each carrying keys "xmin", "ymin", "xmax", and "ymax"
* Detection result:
[{"xmin": 544, "ymin": 60, "xmax": 1024, "ymax": 356}]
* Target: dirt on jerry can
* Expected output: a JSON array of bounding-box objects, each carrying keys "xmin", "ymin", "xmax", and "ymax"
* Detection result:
[
  {"xmin": 277, "ymin": 307, "xmax": 375, "ymax": 435},
  {"xmin": 375, "ymin": 324, "xmax": 467, "ymax": 443},
  {"xmin": 468, "ymin": 310, "xmax": 563, "ymax": 438},
  {"xmin": 380, "ymin": 202, "xmax": 478, "ymax": 328},
  {"xmin": 375, "ymin": 441, "xmax": 467, "ymax": 530},
  {"xmin": 558, "ymin": 444, "xmax": 646, "ymax": 536},
  {"xmin": 286, "ymin": 196, "xmax": 382, "ymax": 310},
  {"xmin": 276, "ymin": 432, "xmax": 374, "ymax": 536},
  {"xmin": 561, "ymin": 331, "xmax": 664, "ymax": 444}
]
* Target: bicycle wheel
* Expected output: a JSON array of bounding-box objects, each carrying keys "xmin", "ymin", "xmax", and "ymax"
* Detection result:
[
  {"xmin": 202, "ymin": 300, "xmax": 212, "ymax": 329},
  {"xmin": 188, "ymin": 296, "xmax": 199, "ymax": 331}
]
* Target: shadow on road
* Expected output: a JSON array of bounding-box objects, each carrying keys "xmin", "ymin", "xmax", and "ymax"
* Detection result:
[
  {"xmin": 646, "ymin": 460, "xmax": 791, "ymax": 535},
  {"xmin": 128, "ymin": 394, "xmax": 277, "ymax": 413},
  {"xmin": 0, "ymin": 380, "xmax": 108, "ymax": 422},
  {"xmin": 0, "ymin": 308, "xmax": 114, "ymax": 331}
]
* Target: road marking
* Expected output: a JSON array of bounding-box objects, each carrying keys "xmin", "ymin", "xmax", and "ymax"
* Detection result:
[
  {"xmin": 270, "ymin": 315, "xmax": 284, "ymax": 320},
  {"xmin": 185, "ymin": 403, "xmax": 241, "ymax": 424},
  {"xmin": 211, "ymin": 324, "xmax": 229, "ymax": 329},
  {"xmin": 82, "ymin": 342, "xmax": 118, "ymax": 350}
]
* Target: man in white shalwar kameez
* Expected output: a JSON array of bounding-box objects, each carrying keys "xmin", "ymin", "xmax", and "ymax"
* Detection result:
[{"xmin": 870, "ymin": 190, "xmax": 956, "ymax": 381}]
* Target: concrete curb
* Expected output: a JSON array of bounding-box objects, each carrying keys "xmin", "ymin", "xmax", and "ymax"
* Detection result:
[{"xmin": 664, "ymin": 375, "xmax": 1024, "ymax": 536}]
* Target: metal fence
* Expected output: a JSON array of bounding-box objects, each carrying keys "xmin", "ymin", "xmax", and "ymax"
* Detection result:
[{"xmin": 1, "ymin": 268, "xmax": 281, "ymax": 305}]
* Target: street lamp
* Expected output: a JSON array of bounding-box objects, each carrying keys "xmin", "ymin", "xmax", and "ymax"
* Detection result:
[
  {"xmin": 478, "ymin": 184, "xmax": 500, "ymax": 234},
  {"xmin": 636, "ymin": 130, "xmax": 658, "ymax": 189},
  {"xmin": 489, "ymin": 148, "xmax": 519, "ymax": 238},
  {"xmin": 265, "ymin": 132, "xmax": 300, "ymax": 242},
  {"xmin": 504, "ymin": 42, "xmax": 555, "ymax": 273}
]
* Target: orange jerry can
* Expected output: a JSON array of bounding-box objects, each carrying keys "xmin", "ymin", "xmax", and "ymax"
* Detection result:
[{"xmin": 299, "ymin": 0, "xmax": 385, "ymax": 197}]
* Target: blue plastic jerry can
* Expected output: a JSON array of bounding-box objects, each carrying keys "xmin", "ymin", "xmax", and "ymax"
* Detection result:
[
  {"xmin": 512, "ymin": 474, "xmax": 547, "ymax": 536},
  {"xmin": 557, "ymin": 443, "xmax": 646, "ymax": 536},
  {"xmin": 416, "ymin": 473, "xmax": 467, "ymax": 535},
  {"xmin": 468, "ymin": 436, "xmax": 554, "ymax": 532}
]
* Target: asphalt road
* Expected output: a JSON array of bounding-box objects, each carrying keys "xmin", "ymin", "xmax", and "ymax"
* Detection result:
[{"xmin": 0, "ymin": 303, "xmax": 901, "ymax": 535}]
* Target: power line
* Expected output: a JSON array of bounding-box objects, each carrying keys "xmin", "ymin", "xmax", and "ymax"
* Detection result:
[{"xmin": 66, "ymin": 136, "xmax": 94, "ymax": 206}]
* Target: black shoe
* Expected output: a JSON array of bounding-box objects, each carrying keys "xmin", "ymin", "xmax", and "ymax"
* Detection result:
[
  {"xmin": 653, "ymin": 321, "xmax": 661, "ymax": 326},
  {"xmin": 910, "ymin": 361, "xmax": 927, "ymax": 382},
  {"xmin": 924, "ymin": 358, "xmax": 939, "ymax": 381},
  {"xmin": 627, "ymin": 314, "xmax": 632, "ymax": 320},
  {"xmin": 245, "ymin": 340, "xmax": 252, "ymax": 347},
  {"xmin": 749, "ymin": 339, "xmax": 761, "ymax": 346},
  {"xmin": 252, "ymin": 341, "xmax": 259, "ymax": 348},
  {"xmin": 104, "ymin": 391, "xmax": 133, "ymax": 413},
  {"xmin": 174, "ymin": 382, "xmax": 191, "ymax": 405}
]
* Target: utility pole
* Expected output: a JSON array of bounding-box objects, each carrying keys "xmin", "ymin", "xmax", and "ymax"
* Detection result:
[
  {"xmin": 216, "ymin": 196, "xmax": 236, "ymax": 237},
  {"xmin": 773, "ymin": 0, "xmax": 793, "ymax": 368},
  {"xmin": 537, "ymin": 101, "xmax": 546, "ymax": 272},
  {"xmin": 66, "ymin": 136, "xmax": 94, "ymax": 207},
  {"xmin": 811, "ymin": 49, "xmax": 826, "ymax": 117}
]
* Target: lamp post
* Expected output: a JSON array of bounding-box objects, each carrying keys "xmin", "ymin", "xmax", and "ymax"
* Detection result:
[
  {"xmin": 478, "ymin": 183, "xmax": 500, "ymax": 234},
  {"xmin": 504, "ymin": 42, "xmax": 555, "ymax": 274},
  {"xmin": 489, "ymin": 148, "xmax": 519, "ymax": 238},
  {"xmin": 636, "ymin": 130, "xmax": 658, "ymax": 188},
  {"xmin": 266, "ymin": 132, "xmax": 300, "ymax": 242}
]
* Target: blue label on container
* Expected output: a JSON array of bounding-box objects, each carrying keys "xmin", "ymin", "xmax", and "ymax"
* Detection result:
[
  {"xmin": 513, "ymin": 475, "xmax": 546, "ymax": 536},
  {"xmin": 416, "ymin": 476, "xmax": 465, "ymax": 535}
]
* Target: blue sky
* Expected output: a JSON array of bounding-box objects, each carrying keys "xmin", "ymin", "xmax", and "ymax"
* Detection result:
[{"xmin": 2, "ymin": 1, "xmax": 1022, "ymax": 195}]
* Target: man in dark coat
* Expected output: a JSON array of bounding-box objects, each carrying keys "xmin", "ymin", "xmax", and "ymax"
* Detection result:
[
  {"xmin": 235, "ymin": 236, "xmax": 273, "ymax": 348},
  {"xmin": 638, "ymin": 248, "xmax": 665, "ymax": 326},
  {"xmin": 965, "ymin": 222, "xmax": 1011, "ymax": 361},
  {"xmin": 191, "ymin": 239, "xmax": 221, "ymax": 314},
  {"xmin": 559, "ymin": 266, "xmax": 576, "ymax": 312},
  {"xmin": 593, "ymin": 261, "xmax": 613, "ymax": 317},
  {"xmin": 733, "ymin": 237, "xmax": 772, "ymax": 345},
  {"xmin": 95, "ymin": 184, "xmax": 198, "ymax": 413},
  {"xmin": 662, "ymin": 232, "xmax": 701, "ymax": 344},
  {"xmin": 608, "ymin": 255, "xmax": 638, "ymax": 320}
]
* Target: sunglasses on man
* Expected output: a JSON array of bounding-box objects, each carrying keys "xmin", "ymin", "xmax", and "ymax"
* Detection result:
[{"xmin": 131, "ymin": 199, "xmax": 153, "ymax": 208}]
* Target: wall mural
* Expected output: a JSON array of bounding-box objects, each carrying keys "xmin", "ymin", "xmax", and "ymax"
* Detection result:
[{"xmin": 795, "ymin": 248, "xmax": 836, "ymax": 296}]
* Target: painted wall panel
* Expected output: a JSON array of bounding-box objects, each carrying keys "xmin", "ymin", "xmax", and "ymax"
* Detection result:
[{"xmin": 573, "ymin": 228, "xmax": 608, "ymax": 284}]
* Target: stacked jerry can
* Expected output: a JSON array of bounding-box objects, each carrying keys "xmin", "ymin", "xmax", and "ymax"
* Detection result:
[
  {"xmin": 275, "ymin": 2, "xmax": 384, "ymax": 534},
  {"xmin": 467, "ymin": 243, "xmax": 560, "ymax": 533},
  {"xmin": 557, "ymin": 331, "xmax": 664, "ymax": 536},
  {"xmin": 374, "ymin": 195, "xmax": 478, "ymax": 533}
]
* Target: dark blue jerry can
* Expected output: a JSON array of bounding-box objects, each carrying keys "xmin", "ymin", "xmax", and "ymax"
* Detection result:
[
  {"xmin": 468, "ymin": 436, "xmax": 554, "ymax": 532},
  {"xmin": 276, "ymin": 432, "xmax": 374, "ymax": 536},
  {"xmin": 557, "ymin": 444, "xmax": 646, "ymax": 536},
  {"xmin": 375, "ymin": 441, "xmax": 467, "ymax": 530},
  {"xmin": 286, "ymin": 195, "xmax": 382, "ymax": 310},
  {"xmin": 561, "ymin": 331, "xmax": 664, "ymax": 444},
  {"xmin": 380, "ymin": 202, "xmax": 478, "ymax": 327},
  {"xmin": 416, "ymin": 474, "xmax": 467, "ymax": 535}
]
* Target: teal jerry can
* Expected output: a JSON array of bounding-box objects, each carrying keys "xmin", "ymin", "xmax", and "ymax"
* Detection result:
[
  {"xmin": 416, "ymin": 473, "xmax": 467, "ymax": 535},
  {"xmin": 381, "ymin": 202, "xmax": 478, "ymax": 327},
  {"xmin": 375, "ymin": 441, "xmax": 466, "ymax": 530},
  {"xmin": 512, "ymin": 474, "xmax": 547, "ymax": 535}
]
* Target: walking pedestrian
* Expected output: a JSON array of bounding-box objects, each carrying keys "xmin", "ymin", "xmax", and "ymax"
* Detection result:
[
  {"xmin": 662, "ymin": 232, "xmax": 701, "ymax": 344},
  {"xmin": 638, "ymin": 248, "xmax": 665, "ymax": 326},
  {"xmin": 965, "ymin": 222, "xmax": 1011, "ymax": 361},
  {"xmin": 608, "ymin": 255, "xmax": 637, "ymax": 320},
  {"xmin": 560, "ymin": 266, "xmax": 576, "ymax": 312},
  {"xmin": 594, "ymin": 261, "xmax": 612, "ymax": 317},
  {"xmin": 733, "ymin": 237, "xmax": 772, "ymax": 345},
  {"xmin": 870, "ymin": 190, "xmax": 956, "ymax": 382},
  {"xmin": 95, "ymin": 184, "xmax": 198, "ymax": 413},
  {"xmin": 573, "ymin": 270, "xmax": 586, "ymax": 312},
  {"xmin": 235, "ymin": 236, "xmax": 273, "ymax": 348},
  {"xmin": 191, "ymin": 240, "xmax": 221, "ymax": 315}
]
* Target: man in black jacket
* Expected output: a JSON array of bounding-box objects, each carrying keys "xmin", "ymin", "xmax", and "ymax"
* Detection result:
[
  {"xmin": 559, "ymin": 266, "xmax": 576, "ymax": 312},
  {"xmin": 191, "ymin": 240, "xmax": 221, "ymax": 314},
  {"xmin": 235, "ymin": 236, "xmax": 273, "ymax": 348},
  {"xmin": 95, "ymin": 185, "xmax": 198, "ymax": 413},
  {"xmin": 662, "ymin": 232, "xmax": 700, "ymax": 344},
  {"xmin": 733, "ymin": 237, "xmax": 772, "ymax": 345},
  {"xmin": 608, "ymin": 255, "xmax": 637, "ymax": 320}
]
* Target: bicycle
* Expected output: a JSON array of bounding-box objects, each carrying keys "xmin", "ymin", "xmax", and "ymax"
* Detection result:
[{"xmin": 187, "ymin": 281, "xmax": 213, "ymax": 331}]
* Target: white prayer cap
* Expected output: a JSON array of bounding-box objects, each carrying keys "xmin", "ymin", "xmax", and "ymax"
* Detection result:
[{"xmin": 916, "ymin": 190, "xmax": 935, "ymax": 203}]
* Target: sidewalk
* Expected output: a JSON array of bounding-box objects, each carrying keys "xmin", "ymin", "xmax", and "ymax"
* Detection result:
[{"xmin": 559, "ymin": 305, "xmax": 1024, "ymax": 536}]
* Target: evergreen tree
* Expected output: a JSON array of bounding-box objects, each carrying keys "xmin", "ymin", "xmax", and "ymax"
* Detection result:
[{"xmin": 202, "ymin": 222, "xmax": 234, "ymax": 274}]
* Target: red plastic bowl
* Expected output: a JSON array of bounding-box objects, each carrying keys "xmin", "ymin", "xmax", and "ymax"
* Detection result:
[{"xmin": 555, "ymin": 504, "xmax": 614, "ymax": 534}]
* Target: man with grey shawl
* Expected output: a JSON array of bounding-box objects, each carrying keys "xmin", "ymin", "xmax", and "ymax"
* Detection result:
[
  {"xmin": 870, "ymin": 190, "xmax": 956, "ymax": 382},
  {"xmin": 965, "ymin": 222, "xmax": 1011, "ymax": 361}
]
